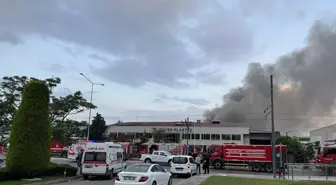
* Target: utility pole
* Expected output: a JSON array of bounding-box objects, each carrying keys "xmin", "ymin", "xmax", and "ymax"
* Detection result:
[
  {"xmin": 79, "ymin": 73, "xmax": 104, "ymax": 140},
  {"xmin": 270, "ymin": 75, "xmax": 276, "ymax": 179},
  {"xmin": 264, "ymin": 74, "xmax": 276, "ymax": 178},
  {"xmin": 186, "ymin": 117, "xmax": 190, "ymax": 154}
]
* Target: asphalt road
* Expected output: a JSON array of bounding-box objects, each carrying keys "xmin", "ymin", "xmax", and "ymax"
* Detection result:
[
  {"xmin": 52, "ymin": 158, "xmax": 191, "ymax": 185},
  {"xmin": 3, "ymin": 157, "xmax": 333, "ymax": 184},
  {"xmin": 52, "ymin": 158, "xmax": 270, "ymax": 185},
  {"xmin": 57, "ymin": 165, "xmax": 204, "ymax": 185}
]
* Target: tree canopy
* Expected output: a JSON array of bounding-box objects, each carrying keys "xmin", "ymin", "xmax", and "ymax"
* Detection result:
[
  {"xmin": 276, "ymin": 136, "xmax": 314, "ymax": 163},
  {"xmin": 0, "ymin": 75, "xmax": 96, "ymax": 144},
  {"xmin": 89, "ymin": 113, "xmax": 107, "ymax": 141},
  {"xmin": 152, "ymin": 130, "xmax": 164, "ymax": 143}
]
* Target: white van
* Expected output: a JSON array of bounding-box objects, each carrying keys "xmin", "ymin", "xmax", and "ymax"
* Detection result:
[
  {"xmin": 81, "ymin": 142, "xmax": 127, "ymax": 180},
  {"xmin": 68, "ymin": 140, "xmax": 92, "ymax": 160},
  {"xmin": 170, "ymin": 155, "xmax": 197, "ymax": 177}
]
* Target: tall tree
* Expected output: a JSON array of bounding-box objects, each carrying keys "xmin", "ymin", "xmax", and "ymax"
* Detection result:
[
  {"xmin": 0, "ymin": 76, "xmax": 60, "ymax": 143},
  {"xmin": 0, "ymin": 99, "xmax": 11, "ymax": 145},
  {"xmin": 276, "ymin": 136, "xmax": 304, "ymax": 163},
  {"xmin": 0, "ymin": 75, "xmax": 96, "ymax": 143},
  {"xmin": 52, "ymin": 120, "xmax": 88, "ymax": 144},
  {"xmin": 6, "ymin": 80, "xmax": 51, "ymax": 177},
  {"xmin": 50, "ymin": 91, "xmax": 96, "ymax": 122},
  {"xmin": 89, "ymin": 113, "xmax": 107, "ymax": 141}
]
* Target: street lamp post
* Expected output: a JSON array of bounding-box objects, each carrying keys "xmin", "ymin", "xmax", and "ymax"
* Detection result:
[
  {"xmin": 79, "ymin": 73, "xmax": 104, "ymax": 140},
  {"xmin": 286, "ymin": 130, "xmax": 298, "ymax": 137}
]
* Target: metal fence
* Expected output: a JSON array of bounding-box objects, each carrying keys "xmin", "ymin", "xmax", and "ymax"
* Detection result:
[{"xmin": 284, "ymin": 163, "xmax": 336, "ymax": 181}]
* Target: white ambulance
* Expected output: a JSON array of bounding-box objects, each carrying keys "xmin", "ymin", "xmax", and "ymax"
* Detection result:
[
  {"xmin": 81, "ymin": 142, "xmax": 127, "ymax": 180},
  {"xmin": 67, "ymin": 140, "xmax": 92, "ymax": 160}
]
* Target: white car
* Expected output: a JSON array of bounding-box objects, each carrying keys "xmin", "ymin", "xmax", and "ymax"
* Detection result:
[
  {"xmin": 170, "ymin": 155, "xmax": 197, "ymax": 177},
  {"xmin": 115, "ymin": 163, "xmax": 172, "ymax": 185},
  {"xmin": 140, "ymin": 151, "xmax": 174, "ymax": 165}
]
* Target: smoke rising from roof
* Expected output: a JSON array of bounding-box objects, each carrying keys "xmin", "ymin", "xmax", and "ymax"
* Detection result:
[{"xmin": 204, "ymin": 21, "xmax": 336, "ymax": 132}]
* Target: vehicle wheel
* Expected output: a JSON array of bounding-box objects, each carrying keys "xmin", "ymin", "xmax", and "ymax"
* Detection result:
[
  {"xmin": 264, "ymin": 163, "xmax": 273, "ymax": 173},
  {"xmin": 251, "ymin": 163, "xmax": 261, "ymax": 172},
  {"xmin": 213, "ymin": 160, "xmax": 223, "ymax": 169},
  {"xmin": 152, "ymin": 181, "xmax": 157, "ymax": 185},
  {"xmin": 145, "ymin": 158, "xmax": 152, "ymax": 163},
  {"xmin": 83, "ymin": 175, "xmax": 89, "ymax": 180},
  {"xmin": 168, "ymin": 177, "xmax": 173, "ymax": 185}
]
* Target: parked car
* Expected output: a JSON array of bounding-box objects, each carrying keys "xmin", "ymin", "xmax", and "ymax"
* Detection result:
[
  {"xmin": 115, "ymin": 163, "xmax": 172, "ymax": 185},
  {"xmin": 140, "ymin": 150, "xmax": 174, "ymax": 165},
  {"xmin": 170, "ymin": 155, "xmax": 197, "ymax": 177}
]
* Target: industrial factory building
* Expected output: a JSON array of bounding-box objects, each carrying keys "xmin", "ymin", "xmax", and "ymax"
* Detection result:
[
  {"xmin": 107, "ymin": 121, "xmax": 280, "ymax": 146},
  {"xmin": 310, "ymin": 124, "xmax": 336, "ymax": 145}
]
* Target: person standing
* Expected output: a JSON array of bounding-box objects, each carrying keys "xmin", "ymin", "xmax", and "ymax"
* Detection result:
[
  {"xmin": 195, "ymin": 154, "xmax": 201, "ymax": 174},
  {"xmin": 202, "ymin": 154, "xmax": 210, "ymax": 174},
  {"xmin": 76, "ymin": 149, "xmax": 84, "ymax": 167}
]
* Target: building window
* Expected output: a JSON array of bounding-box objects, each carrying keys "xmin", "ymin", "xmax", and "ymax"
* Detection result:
[
  {"xmin": 201, "ymin": 134, "xmax": 210, "ymax": 140},
  {"xmin": 182, "ymin": 134, "xmax": 191, "ymax": 139},
  {"xmin": 117, "ymin": 152, "xmax": 123, "ymax": 160},
  {"xmin": 191, "ymin": 134, "xmax": 200, "ymax": 140},
  {"xmin": 211, "ymin": 134, "xmax": 220, "ymax": 140},
  {"xmin": 232, "ymin": 134, "xmax": 241, "ymax": 141},
  {"xmin": 222, "ymin": 134, "xmax": 230, "ymax": 140}
]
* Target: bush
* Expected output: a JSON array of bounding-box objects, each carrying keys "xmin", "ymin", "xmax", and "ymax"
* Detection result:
[
  {"xmin": 0, "ymin": 168, "xmax": 7, "ymax": 181},
  {"xmin": 45, "ymin": 163, "xmax": 78, "ymax": 177},
  {"xmin": 6, "ymin": 80, "xmax": 52, "ymax": 177},
  {"xmin": 0, "ymin": 163, "xmax": 78, "ymax": 181}
]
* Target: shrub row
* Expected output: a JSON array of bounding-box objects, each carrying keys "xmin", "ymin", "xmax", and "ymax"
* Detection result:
[{"xmin": 0, "ymin": 163, "xmax": 78, "ymax": 181}]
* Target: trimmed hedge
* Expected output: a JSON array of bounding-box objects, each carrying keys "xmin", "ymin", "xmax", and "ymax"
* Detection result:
[
  {"xmin": 0, "ymin": 163, "xmax": 78, "ymax": 181},
  {"xmin": 6, "ymin": 80, "xmax": 52, "ymax": 177}
]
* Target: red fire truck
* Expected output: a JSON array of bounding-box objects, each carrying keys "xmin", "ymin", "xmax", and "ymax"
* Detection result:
[
  {"xmin": 312, "ymin": 140, "xmax": 336, "ymax": 173},
  {"xmin": 207, "ymin": 144, "xmax": 287, "ymax": 173},
  {"xmin": 50, "ymin": 140, "xmax": 68, "ymax": 157}
]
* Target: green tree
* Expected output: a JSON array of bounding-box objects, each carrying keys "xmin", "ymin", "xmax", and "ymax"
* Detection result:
[
  {"xmin": 89, "ymin": 113, "xmax": 107, "ymax": 141},
  {"xmin": 0, "ymin": 99, "xmax": 11, "ymax": 145},
  {"xmin": 52, "ymin": 120, "xmax": 88, "ymax": 144},
  {"xmin": 303, "ymin": 144, "xmax": 315, "ymax": 162},
  {"xmin": 0, "ymin": 76, "xmax": 59, "ymax": 142},
  {"xmin": 134, "ymin": 135, "xmax": 149, "ymax": 148},
  {"xmin": 152, "ymin": 130, "xmax": 164, "ymax": 143},
  {"xmin": 276, "ymin": 136, "xmax": 304, "ymax": 163},
  {"xmin": 6, "ymin": 80, "xmax": 51, "ymax": 177},
  {"xmin": 0, "ymin": 75, "xmax": 96, "ymax": 143},
  {"xmin": 50, "ymin": 91, "xmax": 96, "ymax": 122}
]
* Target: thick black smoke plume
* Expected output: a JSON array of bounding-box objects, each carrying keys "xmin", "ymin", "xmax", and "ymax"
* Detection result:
[{"xmin": 204, "ymin": 21, "xmax": 336, "ymax": 132}]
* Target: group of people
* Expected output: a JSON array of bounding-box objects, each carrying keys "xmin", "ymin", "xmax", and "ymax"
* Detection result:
[{"xmin": 188, "ymin": 151, "xmax": 210, "ymax": 174}]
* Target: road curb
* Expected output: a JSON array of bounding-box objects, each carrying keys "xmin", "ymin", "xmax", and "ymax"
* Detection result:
[{"xmin": 27, "ymin": 176, "xmax": 82, "ymax": 185}]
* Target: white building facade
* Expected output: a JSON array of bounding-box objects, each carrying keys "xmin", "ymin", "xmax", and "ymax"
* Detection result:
[
  {"xmin": 310, "ymin": 124, "xmax": 336, "ymax": 145},
  {"xmin": 107, "ymin": 121, "xmax": 275, "ymax": 146}
]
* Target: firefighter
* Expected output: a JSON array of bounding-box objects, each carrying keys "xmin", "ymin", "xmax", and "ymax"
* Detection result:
[
  {"xmin": 202, "ymin": 154, "xmax": 210, "ymax": 174},
  {"xmin": 76, "ymin": 149, "xmax": 84, "ymax": 167}
]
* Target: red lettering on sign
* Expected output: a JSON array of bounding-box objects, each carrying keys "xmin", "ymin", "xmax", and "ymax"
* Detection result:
[{"xmin": 87, "ymin": 147, "xmax": 105, "ymax": 150}]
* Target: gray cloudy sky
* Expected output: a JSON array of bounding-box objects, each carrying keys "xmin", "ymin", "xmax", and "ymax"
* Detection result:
[{"xmin": 0, "ymin": 0, "xmax": 335, "ymax": 129}]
